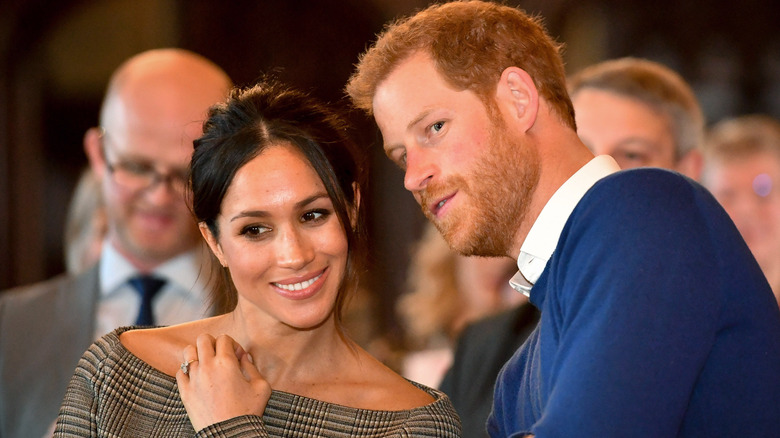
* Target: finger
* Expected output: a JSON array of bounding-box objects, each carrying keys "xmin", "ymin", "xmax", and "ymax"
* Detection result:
[
  {"xmin": 182, "ymin": 344, "xmax": 198, "ymax": 363},
  {"xmin": 175, "ymin": 366, "xmax": 189, "ymax": 387},
  {"xmin": 233, "ymin": 341, "xmax": 247, "ymax": 360},
  {"xmin": 178, "ymin": 344, "xmax": 200, "ymax": 378},
  {"xmin": 195, "ymin": 333, "xmax": 217, "ymax": 362},
  {"xmin": 214, "ymin": 334, "xmax": 239, "ymax": 360},
  {"xmin": 240, "ymin": 353, "xmax": 263, "ymax": 380}
]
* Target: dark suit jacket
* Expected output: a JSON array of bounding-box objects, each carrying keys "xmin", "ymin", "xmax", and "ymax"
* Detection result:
[
  {"xmin": 439, "ymin": 302, "xmax": 540, "ymax": 438},
  {"xmin": 0, "ymin": 264, "xmax": 99, "ymax": 438}
]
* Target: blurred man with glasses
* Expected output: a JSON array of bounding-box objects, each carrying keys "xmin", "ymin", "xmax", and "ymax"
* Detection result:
[{"xmin": 0, "ymin": 48, "xmax": 231, "ymax": 438}]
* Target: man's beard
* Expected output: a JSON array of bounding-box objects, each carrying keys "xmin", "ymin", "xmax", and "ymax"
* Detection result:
[{"xmin": 421, "ymin": 118, "xmax": 540, "ymax": 257}]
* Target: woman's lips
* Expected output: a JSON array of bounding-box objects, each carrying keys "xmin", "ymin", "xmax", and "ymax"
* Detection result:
[{"xmin": 271, "ymin": 268, "xmax": 327, "ymax": 300}]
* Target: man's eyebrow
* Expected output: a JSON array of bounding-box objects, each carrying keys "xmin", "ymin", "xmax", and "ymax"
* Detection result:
[
  {"xmin": 383, "ymin": 108, "xmax": 435, "ymax": 154},
  {"xmin": 383, "ymin": 142, "xmax": 403, "ymax": 157},
  {"xmin": 407, "ymin": 108, "xmax": 433, "ymax": 132}
]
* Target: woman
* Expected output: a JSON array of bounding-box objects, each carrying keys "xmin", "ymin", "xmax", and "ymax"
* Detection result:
[{"xmin": 55, "ymin": 80, "xmax": 461, "ymax": 437}]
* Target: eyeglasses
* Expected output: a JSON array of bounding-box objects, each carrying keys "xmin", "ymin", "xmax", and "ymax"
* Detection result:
[{"xmin": 99, "ymin": 128, "xmax": 189, "ymax": 194}]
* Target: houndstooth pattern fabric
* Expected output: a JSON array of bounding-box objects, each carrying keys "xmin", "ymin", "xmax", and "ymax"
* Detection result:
[{"xmin": 54, "ymin": 328, "xmax": 461, "ymax": 437}]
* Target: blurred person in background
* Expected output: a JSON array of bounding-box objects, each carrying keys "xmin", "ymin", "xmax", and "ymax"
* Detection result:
[
  {"xmin": 64, "ymin": 168, "xmax": 106, "ymax": 275},
  {"xmin": 396, "ymin": 223, "xmax": 522, "ymax": 388},
  {"xmin": 0, "ymin": 48, "xmax": 231, "ymax": 438},
  {"xmin": 569, "ymin": 57, "xmax": 704, "ymax": 179},
  {"xmin": 701, "ymin": 114, "xmax": 780, "ymax": 307}
]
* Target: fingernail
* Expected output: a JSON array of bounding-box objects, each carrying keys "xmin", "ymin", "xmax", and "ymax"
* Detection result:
[{"xmin": 247, "ymin": 353, "xmax": 254, "ymax": 364}]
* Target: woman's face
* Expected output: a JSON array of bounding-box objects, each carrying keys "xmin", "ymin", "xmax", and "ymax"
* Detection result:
[{"xmin": 202, "ymin": 143, "xmax": 348, "ymax": 330}]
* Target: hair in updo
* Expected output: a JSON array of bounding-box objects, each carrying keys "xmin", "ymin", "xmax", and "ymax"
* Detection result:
[{"xmin": 190, "ymin": 79, "xmax": 368, "ymax": 320}]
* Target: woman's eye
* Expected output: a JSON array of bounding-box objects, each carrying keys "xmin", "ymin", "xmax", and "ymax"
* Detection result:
[
  {"xmin": 240, "ymin": 225, "xmax": 268, "ymax": 237},
  {"xmin": 302, "ymin": 210, "xmax": 329, "ymax": 223}
]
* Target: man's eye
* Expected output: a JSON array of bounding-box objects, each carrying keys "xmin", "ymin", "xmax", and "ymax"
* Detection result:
[
  {"xmin": 121, "ymin": 161, "xmax": 154, "ymax": 175},
  {"xmin": 625, "ymin": 152, "xmax": 644, "ymax": 161},
  {"xmin": 430, "ymin": 121, "xmax": 445, "ymax": 133},
  {"xmin": 173, "ymin": 170, "xmax": 190, "ymax": 183},
  {"xmin": 389, "ymin": 150, "xmax": 407, "ymax": 169}
]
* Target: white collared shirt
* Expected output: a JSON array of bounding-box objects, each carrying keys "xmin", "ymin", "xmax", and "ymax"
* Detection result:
[
  {"xmin": 509, "ymin": 155, "xmax": 620, "ymax": 296},
  {"xmin": 94, "ymin": 240, "xmax": 213, "ymax": 339}
]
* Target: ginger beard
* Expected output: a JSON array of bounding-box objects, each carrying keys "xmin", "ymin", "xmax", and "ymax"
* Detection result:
[{"xmin": 421, "ymin": 114, "xmax": 540, "ymax": 257}]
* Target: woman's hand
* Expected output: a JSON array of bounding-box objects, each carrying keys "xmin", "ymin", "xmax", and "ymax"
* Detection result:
[{"xmin": 176, "ymin": 333, "xmax": 272, "ymax": 432}]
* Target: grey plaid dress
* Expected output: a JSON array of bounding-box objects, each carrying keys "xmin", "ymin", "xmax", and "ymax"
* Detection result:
[{"xmin": 54, "ymin": 328, "xmax": 461, "ymax": 437}]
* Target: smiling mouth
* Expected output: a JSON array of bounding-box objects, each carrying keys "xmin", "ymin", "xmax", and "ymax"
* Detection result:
[{"xmin": 273, "ymin": 272, "xmax": 323, "ymax": 291}]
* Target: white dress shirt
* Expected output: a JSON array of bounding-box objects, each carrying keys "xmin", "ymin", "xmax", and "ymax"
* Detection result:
[
  {"xmin": 94, "ymin": 240, "xmax": 213, "ymax": 339},
  {"xmin": 510, "ymin": 155, "xmax": 620, "ymax": 296}
]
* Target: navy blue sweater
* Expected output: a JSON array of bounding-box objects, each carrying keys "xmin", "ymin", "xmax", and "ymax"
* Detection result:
[{"xmin": 489, "ymin": 169, "xmax": 780, "ymax": 437}]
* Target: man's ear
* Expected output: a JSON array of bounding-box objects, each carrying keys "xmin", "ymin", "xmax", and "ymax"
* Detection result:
[
  {"xmin": 84, "ymin": 127, "xmax": 107, "ymax": 178},
  {"xmin": 199, "ymin": 222, "xmax": 227, "ymax": 267},
  {"xmin": 676, "ymin": 148, "xmax": 703, "ymax": 181},
  {"xmin": 495, "ymin": 67, "xmax": 539, "ymax": 132}
]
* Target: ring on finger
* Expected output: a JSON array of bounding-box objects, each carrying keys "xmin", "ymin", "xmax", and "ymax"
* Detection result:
[{"xmin": 180, "ymin": 358, "xmax": 198, "ymax": 375}]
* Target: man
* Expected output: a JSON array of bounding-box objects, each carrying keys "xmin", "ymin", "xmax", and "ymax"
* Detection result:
[
  {"xmin": 438, "ymin": 56, "xmax": 707, "ymax": 437},
  {"xmin": 569, "ymin": 57, "xmax": 704, "ymax": 179},
  {"xmin": 347, "ymin": 1, "xmax": 780, "ymax": 436},
  {"xmin": 701, "ymin": 114, "xmax": 780, "ymax": 307},
  {"xmin": 0, "ymin": 48, "xmax": 231, "ymax": 438}
]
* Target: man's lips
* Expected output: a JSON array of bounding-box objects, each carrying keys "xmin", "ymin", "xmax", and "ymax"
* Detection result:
[
  {"xmin": 136, "ymin": 210, "xmax": 175, "ymax": 230},
  {"xmin": 428, "ymin": 192, "xmax": 457, "ymax": 218}
]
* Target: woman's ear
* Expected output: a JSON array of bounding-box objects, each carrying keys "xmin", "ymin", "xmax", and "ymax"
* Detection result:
[
  {"xmin": 495, "ymin": 66, "xmax": 539, "ymax": 133},
  {"xmin": 199, "ymin": 222, "xmax": 227, "ymax": 267}
]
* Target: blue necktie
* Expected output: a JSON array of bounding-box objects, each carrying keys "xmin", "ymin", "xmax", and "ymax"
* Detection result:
[{"xmin": 128, "ymin": 275, "xmax": 167, "ymax": 326}]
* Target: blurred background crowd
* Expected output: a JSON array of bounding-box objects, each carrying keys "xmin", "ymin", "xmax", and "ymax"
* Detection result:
[{"xmin": 1, "ymin": 0, "xmax": 779, "ymax": 360}]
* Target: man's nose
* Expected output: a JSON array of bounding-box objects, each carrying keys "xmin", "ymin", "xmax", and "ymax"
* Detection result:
[{"xmin": 403, "ymin": 147, "xmax": 436, "ymax": 193}]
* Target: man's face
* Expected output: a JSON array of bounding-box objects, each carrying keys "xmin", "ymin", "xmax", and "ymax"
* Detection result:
[
  {"xmin": 572, "ymin": 88, "xmax": 678, "ymax": 170},
  {"xmin": 98, "ymin": 92, "xmax": 205, "ymax": 266},
  {"xmin": 372, "ymin": 52, "xmax": 539, "ymax": 257},
  {"xmin": 703, "ymin": 151, "xmax": 780, "ymax": 274}
]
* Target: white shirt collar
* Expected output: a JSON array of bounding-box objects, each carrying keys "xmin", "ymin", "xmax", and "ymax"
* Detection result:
[
  {"xmin": 509, "ymin": 155, "xmax": 620, "ymax": 296},
  {"xmin": 99, "ymin": 240, "xmax": 209, "ymax": 297}
]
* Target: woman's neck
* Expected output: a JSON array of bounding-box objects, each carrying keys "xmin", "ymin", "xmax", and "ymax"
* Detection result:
[{"xmin": 220, "ymin": 307, "xmax": 355, "ymax": 389}]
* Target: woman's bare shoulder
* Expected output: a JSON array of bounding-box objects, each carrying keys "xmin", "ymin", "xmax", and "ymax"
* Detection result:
[
  {"xmin": 118, "ymin": 318, "xmax": 216, "ymax": 376},
  {"xmin": 346, "ymin": 350, "xmax": 437, "ymax": 411}
]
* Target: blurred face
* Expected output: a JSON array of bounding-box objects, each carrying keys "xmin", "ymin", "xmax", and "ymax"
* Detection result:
[
  {"xmin": 572, "ymin": 88, "xmax": 677, "ymax": 170},
  {"xmin": 98, "ymin": 108, "xmax": 202, "ymax": 267},
  {"xmin": 454, "ymin": 255, "xmax": 524, "ymax": 320},
  {"xmin": 703, "ymin": 151, "xmax": 780, "ymax": 275},
  {"xmin": 202, "ymin": 144, "xmax": 348, "ymax": 330},
  {"xmin": 373, "ymin": 52, "xmax": 538, "ymax": 257}
]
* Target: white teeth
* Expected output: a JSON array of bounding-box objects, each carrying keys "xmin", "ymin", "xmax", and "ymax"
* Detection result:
[{"xmin": 274, "ymin": 273, "xmax": 322, "ymax": 291}]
